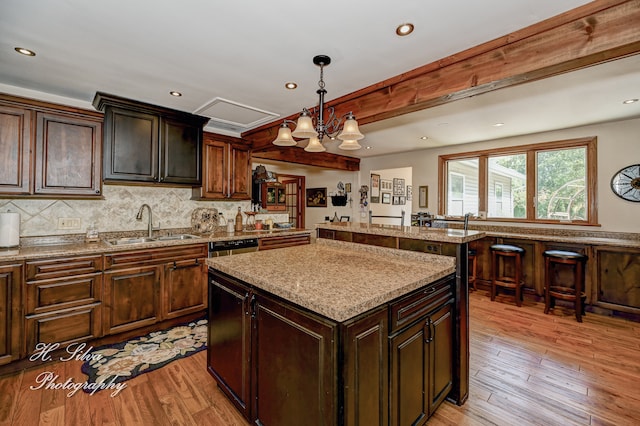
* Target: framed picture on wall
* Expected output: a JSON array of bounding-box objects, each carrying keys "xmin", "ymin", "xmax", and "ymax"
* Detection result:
[
  {"xmin": 419, "ymin": 186, "xmax": 428, "ymax": 208},
  {"xmin": 382, "ymin": 192, "xmax": 391, "ymax": 204},
  {"xmin": 306, "ymin": 187, "xmax": 327, "ymax": 207},
  {"xmin": 406, "ymin": 185, "xmax": 412, "ymax": 201},
  {"xmin": 392, "ymin": 195, "xmax": 400, "ymax": 205},
  {"xmin": 381, "ymin": 179, "xmax": 393, "ymax": 191},
  {"xmin": 345, "ymin": 183, "xmax": 352, "ymax": 193},
  {"xmin": 393, "ymin": 178, "xmax": 405, "ymax": 195},
  {"xmin": 370, "ymin": 174, "xmax": 380, "ymax": 203}
]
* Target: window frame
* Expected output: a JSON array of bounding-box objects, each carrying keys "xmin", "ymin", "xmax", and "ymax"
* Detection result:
[{"xmin": 437, "ymin": 137, "xmax": 598, "ymax": 225}]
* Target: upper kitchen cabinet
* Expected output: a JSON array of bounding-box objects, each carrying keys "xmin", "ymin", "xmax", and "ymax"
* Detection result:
[
  {"xmin": 0, "ymin": 94, "xmax": 103, "ymax": 197},
  {"xmin": 93, "ymin": 92, "xmax": 209, "ymax": 186},
  {"xmin": 192, "ymin": 132, "xmax": 251, "ymax": 200}
]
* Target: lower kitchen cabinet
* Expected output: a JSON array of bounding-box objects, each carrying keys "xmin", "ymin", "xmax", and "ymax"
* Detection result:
[
  {"xmin": 208, "ymin": 269, "xmax": 455, "ymax": 425},
  {"xmin": 103, "ymin": 265, "xmax": 161, "ymax": 335},
  {"xmin": 24, "ymin": 255, "xmax": 103, "ymax": 354},
  {"xmin": 0, "ymin": 262, "xmax": 23, "ymax": 366},
  {"xmin": 594, "ymin": 246, "xmax": 640, "ymax": 314},
  {"xmin": 258, "ymin": 233, "xmax": 311, "ymax": 250},
  {"xmin": 103, "ymin": 244, "xmax": 207, "ymax": 335}
]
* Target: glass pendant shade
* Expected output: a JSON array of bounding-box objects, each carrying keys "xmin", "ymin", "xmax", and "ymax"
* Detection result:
[
  {"xmin": 272, "ymin": 124, "xmax": 297, "ymax": 146},
  {"xmin": 337, "ymin": 117, "xmax": 364, "ymax": 140},
  {"xmin": 291, "ymin": 115, "xmax": 318, "ymax": 139},
  {"xmin": 304, "ymin": 136, "xmax": 326, "ymax": 152},
  {"xmin": 338, "ymin": 139, "xmax": 362, "ymax": 150}
]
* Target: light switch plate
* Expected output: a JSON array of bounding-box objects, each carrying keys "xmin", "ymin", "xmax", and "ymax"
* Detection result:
[{"xmin": 58, "ymin": 217, "xmax": 81, "ymax": 230}]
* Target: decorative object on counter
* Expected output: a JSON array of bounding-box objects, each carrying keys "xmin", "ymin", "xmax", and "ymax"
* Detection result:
[
  {"xmin": 191, "ymin": 207, "xmax": 218, "ymax": 233},
  {"xmin": 610, "ymin": 163, "xmax": 640, "ymax": 202},
  {"xmin": 85, "ymin": 223, "xmax": 100, "ymax": 243},
  {"xmin": 419, "ymin": 185, "xmax": 429, "ymax": 208},
  {"xmin": 359, "ymin": 185, "xmax": 369, "ymax": 209},
  {"xmin": 255, "ymin": 220, "xmax": 263, "ymax": 230},
  {"xmin": 81, "ymin": 317, "xmax": 207, "ymax": 392},
  {"xmin": 0, "ymin": 211, "xmax": 20, "ymax": 247},
  {"xmin": 227, "ymin": 219, "xmax": 235, "ymax": 233},
  {"xmin": 306, "ymin": 187, "xmax": 327, "ymax": 207},
  {"xmin": 235, "ymin": 207, "xmax": 243, "ymax": 232},
  {"xmin": 274, "ymin": 222, "xmax": 293, "ymax": 229},
  {"xmin": 244, "ymin": 211, "xmax": 257, "ymax": 230},
  {"xmin": 265, "ymin": 218, "xmax": 274, "ymax": 230},
  {"xmin": 370, "ymin": 173, "xmax": 380, "ymax": 203},
  {"xmin": 340, "ymin": 216, "xmax": 350, "ymax": 222},
  {"xmin": 271, "ymin": 55, "xmax": 364, "ymax": 152},
  {"xmin": 218, "ymin": 212, "xmax": 227, "ymax": 227},
  {"xmin": 253, "ymin": 165, "xmax": 278, "ymax": 183}
]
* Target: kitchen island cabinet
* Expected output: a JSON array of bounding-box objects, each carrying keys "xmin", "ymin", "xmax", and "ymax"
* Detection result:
[{"xmin": 207, "ymin": 240, "xmax": 458, "ymax": 425}]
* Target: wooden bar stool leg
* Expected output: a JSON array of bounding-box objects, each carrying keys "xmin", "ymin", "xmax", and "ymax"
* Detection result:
[
  {"xmin": 491, "ymin": 250, "xmax": 497, "ymax": 301},
  {"xmin": 544, "ymin": 257, "xmax": 551, "ymax": 315},
  {"xmin": 515, "ymin": 252, "xmax": 522, "ymax": 307},
  {"xmin": 576, "ymin": 262, "xmax": 584, "ymax": 323}
]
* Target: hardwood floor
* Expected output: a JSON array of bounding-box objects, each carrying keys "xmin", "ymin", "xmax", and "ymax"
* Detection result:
[{"xmin": 1, "ymin": 291, "xmax": 639, "ymax": 425}]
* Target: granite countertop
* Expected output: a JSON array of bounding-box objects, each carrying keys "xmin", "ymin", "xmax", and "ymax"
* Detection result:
[
  {"xmin": 479, "ymin": 231, "xmax": 640, "ymax": 249},
  {"xmin": 206, "ymin": 239, "xmax": 456, "ymax": 322},
  {"xmin": 316, "ymin": 222, "xmax": 485, "ymax": 243},
  {"xmin": 0, "ymin": 228, "xmax": 313, "ymax": 262}
]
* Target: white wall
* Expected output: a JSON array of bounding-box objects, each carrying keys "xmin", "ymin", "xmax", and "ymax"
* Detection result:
[
  {"xmin": 369, "ymin": 167, "xmax": 412, "ymax": 225},
  {"xmin": 360, "ymin": 116, "xmax": 640, "ymax": 233}
]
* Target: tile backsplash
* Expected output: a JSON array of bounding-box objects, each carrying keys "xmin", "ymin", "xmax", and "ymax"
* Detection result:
[{"xmin": 0, "ymin": 185, "xmax": 284, "ymax": 237}]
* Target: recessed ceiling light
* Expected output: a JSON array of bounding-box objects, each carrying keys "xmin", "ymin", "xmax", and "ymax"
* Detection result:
[
  {"xmin": 169, "ymin": 91, "xmax": 182, "ymax": 97},
  {"xmin": 366, "ymin": 146, "xmax": 372, "ymax": 150},
  {"xmin": 14, "ymin": 47, "xmax": 36, "ymax": 56},
  {"xmin": 420, "ymin": 136, "xmax": 429, "ymax": 140},
  {"xmin": 493, "ymin": 122, "xmax": 505, "ymax": 127},
  {"xmin": 396, "ymin": 23, "xmax": 414, "ymax": 36},
  {"xmin": 623, "ymin": 98, "xmax": 638, "ymax": 104},
  {"xmin": 285, "ymin": 82, "xmax": 297, "ymax": 90}
]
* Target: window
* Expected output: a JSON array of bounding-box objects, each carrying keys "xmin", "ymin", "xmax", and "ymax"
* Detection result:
[{"xmin": 438, "ymin": 137, "xmax": 597, "ymax": 225}]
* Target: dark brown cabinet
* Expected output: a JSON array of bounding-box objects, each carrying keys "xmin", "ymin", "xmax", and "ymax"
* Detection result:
[
  {"xmin": 103, "ymin": 244, "xmax": 207, "ymax": 335},
  {"xmin": 94, "ymin": 92, "xmax": 208, "ymax": 186},
  {"xmin": 0, "ymin": 95, "xmax": 103, "ymax": 197},
  {"xmin": 208, "ymin": 269, "xmax": 455, "ymax": 425},
  {"xmin": 24, "ymin": 254, "xmax": 103, "ymax": 354},
  {"xmin": 0, "ymin": 104, "xmax": 31, "ymax": 194},
  {"xmin": 258, "ymin": 234, "xmax": 310, "ymax": 250},
  {"xmin": 594, "ymin": 246, "xmax": 640, "ymax": 314},
  {"xmin": 194, "ymin": 133, "xmax": 251, "ymax": 200},
  {"xmin": 0, "ymin": 262, "xmax": 23, "ymax": 366}
]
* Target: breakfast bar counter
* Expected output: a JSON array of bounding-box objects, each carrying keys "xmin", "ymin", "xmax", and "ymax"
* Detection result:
[{"xmin": 205, "ymin": 239, "xmax": 463, "ymax": 425}]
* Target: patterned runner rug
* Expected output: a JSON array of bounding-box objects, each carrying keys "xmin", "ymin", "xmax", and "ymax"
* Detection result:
[{"xmin": 81, "ymin": 317, "xmax": 207, "ymax": 392}]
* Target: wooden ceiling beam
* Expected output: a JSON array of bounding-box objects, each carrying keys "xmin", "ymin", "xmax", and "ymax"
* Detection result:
[
  {"xmin": 252, "ymin": 147, "xmax": 360, "ymax": 171},
  {"xmin": 244, "ymin": 0, "xmax": 640, "ymax": 165}
]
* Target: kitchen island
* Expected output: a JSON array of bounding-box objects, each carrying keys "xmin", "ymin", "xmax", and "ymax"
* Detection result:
[{"xmin": 206, "ymin": 239, "xmax": 460, "ymax": 425}]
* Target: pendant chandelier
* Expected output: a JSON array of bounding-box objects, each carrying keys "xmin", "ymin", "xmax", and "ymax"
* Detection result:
[{"xmin": 272, "ymin": 55, "xmax": 364, "ymax": 152}]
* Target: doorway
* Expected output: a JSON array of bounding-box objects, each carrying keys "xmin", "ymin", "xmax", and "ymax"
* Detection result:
[{"xmin": 279, "ymin": 175, "xmax": 305, "ymax": 228}]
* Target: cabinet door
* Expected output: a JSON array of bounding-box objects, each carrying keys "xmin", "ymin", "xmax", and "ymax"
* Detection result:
[
  {"xmin": 201, "ymin": 138, "xmax": 228, "ymax": 199},
  {"xmin": 103, "ymin": 106, "xmax": 159, "ymax": 182},
  {"xmin": 34, "ymin": 111, "xmax": 102, "ymax": 196},
  {"xmin": 102, "ymin": 265, "xmax": 161, "ymax": 335},
  {"xmin": 389, "ymin": 318, "xmax": 429, "ymax": 426},
  {"xmin": 253, "ymin": 294, "xmax": 337, "ymax": 426},
  {"xmin": 162, "ymin": 258, "xmax": 206, "ymax": 319},
  {"xmin": 227, "ymin": 143, "xmax": 251, "ymax": 199},
  {"xmin": 428, "ymin": 302, "xmax": 453, "ymax": 414},
  {"xmin": 0, "ymin": 263, "xmax": 22, "ymax": 366},
  {"xmin": 161, "ymin": 118, "xmax": 202, "ymax": 185},
  {"xmin": 595, "ymin": 246, "xmax": 640, "ymax": 313},
  {"xmin": 207, "ymin": 273, "xmax": 252, "ymax": 420},
  {"xmin": 0, "ymin": 104, "xmax": 31, "ymax": 194},
  {"xmin": 500, "ymin": 238, "xmax": 538, "ymax": 295}
]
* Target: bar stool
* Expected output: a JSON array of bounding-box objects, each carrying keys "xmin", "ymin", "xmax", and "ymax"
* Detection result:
[
  {"xmin": 490, "ymin": 244, "xmax": 525, "ymax": 306},
  {"xmin": 468, "ymin": 249, "xmax": 478, "ymax": 291},
  {"xmin": 543, "ymin": 250, "xmax": 588, "ymax": 322}
]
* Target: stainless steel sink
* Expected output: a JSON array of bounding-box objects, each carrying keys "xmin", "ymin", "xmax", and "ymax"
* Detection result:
[
  {"xmin": 107, "ymin": 237, "xmax": 157, "ymax": 245},
  {"xmin": 156, "ymin": 234, "xmax": 199, "ymax": 241}
]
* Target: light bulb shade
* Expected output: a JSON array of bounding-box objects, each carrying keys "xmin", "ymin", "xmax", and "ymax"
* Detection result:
[
  {"xmin": 291, "ymin": 115, "xmax": 318, "ymax": 139},
  {"xmin": 304, "ymin": 136, "xmax": 326, "ymax": 152},
  {"xmin": 272, "ymin": 124, "xmax": 297, "ymax": 146},
  {"xmin": 337, "ymin": 117, "xmax": 364, "ymax": 140},
  {"xmin": 338, "ymin": 139, "xmax": 362, "ymax": 150}
]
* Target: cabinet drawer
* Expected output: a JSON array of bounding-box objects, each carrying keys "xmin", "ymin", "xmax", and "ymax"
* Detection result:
[
  {"xmin": 104, "ymin": 244, "xmax": 207, "ymax": 269},
  {"xmin": 26, "ymin": 273, "xmax": 102, "ymax": 315},
  {"xmin": 389, "ymin": 275, "xmax": 453, "ymax": 333},
  {"xmin": 25, "ymin": 303, "xmax": 102, "ymax": 354},
  {"xmin": 352, "ymin": 232, "xmax": 396, "ymax": 248},
  {"xmin": 26, "ymin": 254, "xmax": 102, "ymax": 280},
  {"xmin": 258, "ymin": 234, "xmax": 310, "ymax": 250}
]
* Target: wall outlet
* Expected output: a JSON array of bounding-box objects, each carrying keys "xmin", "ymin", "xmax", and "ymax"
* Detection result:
[{"xmin": 58, "ymin": 217, "xmax": 81, "ymax": 230}]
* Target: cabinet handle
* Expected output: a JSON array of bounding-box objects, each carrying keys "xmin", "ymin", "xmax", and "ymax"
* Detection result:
[
  {"xmin": 244, "ymin": 292, "xmax": 250, "ymax": 315},
  {"xmin": 250, "ymin": 294, "xmax": 257, "ymax": 318},
  {"xmin": 171, "ymin": 259, "xmax": 201, "ymax": 270},
  {"xmin": 424, "ymin": 318, "xmax": 433, "ymax": 343}
]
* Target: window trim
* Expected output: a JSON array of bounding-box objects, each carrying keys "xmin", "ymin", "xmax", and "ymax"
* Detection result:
[{"xmin": 438, "ymin": 137, "xmax": 598, "ymax": 225}]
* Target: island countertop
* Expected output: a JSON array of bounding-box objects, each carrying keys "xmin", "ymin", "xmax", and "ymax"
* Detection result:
[{"xmin": 206, "ymin": 239, "xmax": 455, "ymax": 322}]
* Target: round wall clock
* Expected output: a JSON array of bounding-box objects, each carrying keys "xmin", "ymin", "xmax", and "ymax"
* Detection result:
[{"xmin": 610, "ymin": 164, "xmax": 640, "ymax": 202}]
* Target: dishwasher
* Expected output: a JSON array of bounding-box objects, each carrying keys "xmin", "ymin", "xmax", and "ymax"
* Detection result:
[{"xmin": 208, "ymin": 238, "xmax": 259, "ymax": 257}]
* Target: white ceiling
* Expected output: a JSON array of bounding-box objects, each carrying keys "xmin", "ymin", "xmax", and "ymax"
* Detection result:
[{"xmin": 1, "ymin": 0, "xmax": 638, "ymax": 159}]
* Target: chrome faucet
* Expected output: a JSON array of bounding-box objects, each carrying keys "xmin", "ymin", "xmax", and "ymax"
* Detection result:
[{"xmin": 136, "ymin": 204, "xmax": 159, "ymax": 238}]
